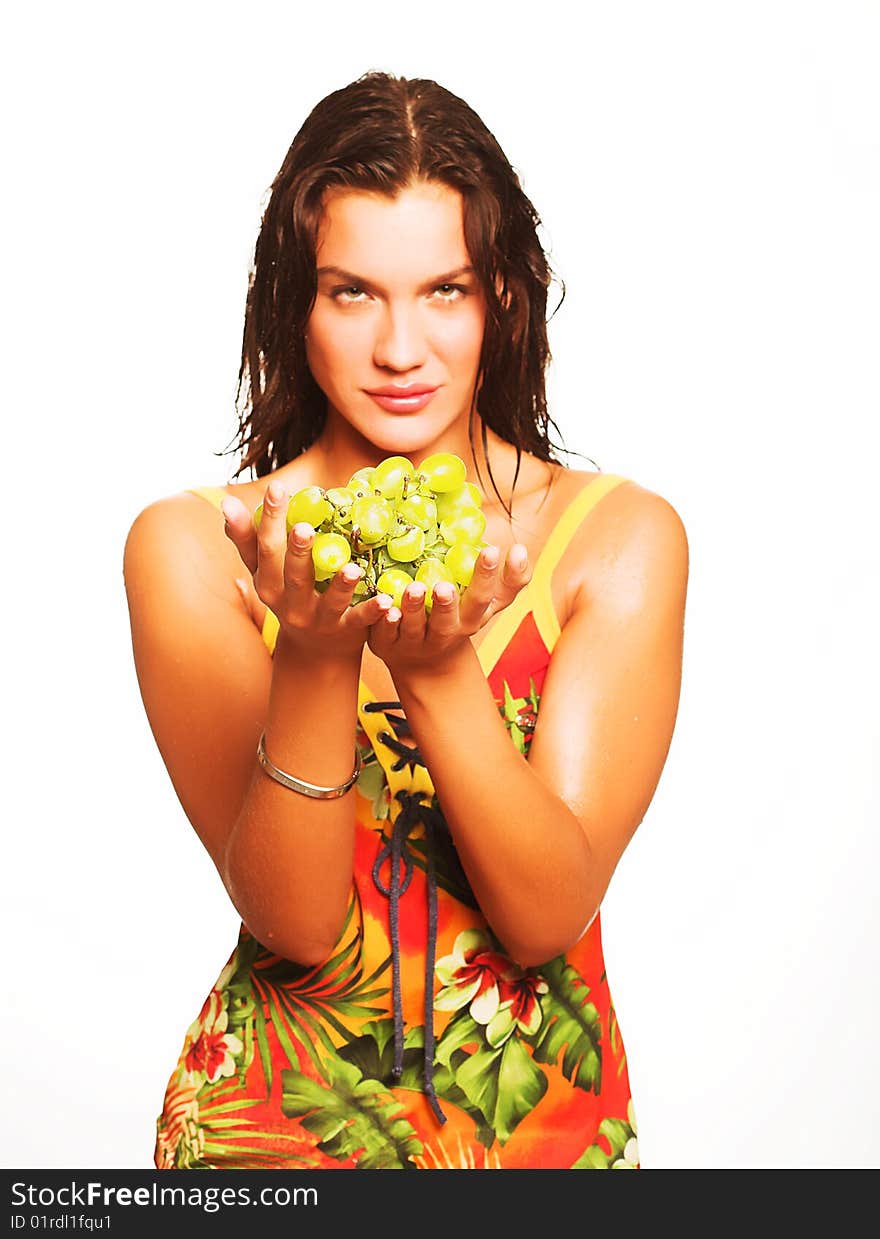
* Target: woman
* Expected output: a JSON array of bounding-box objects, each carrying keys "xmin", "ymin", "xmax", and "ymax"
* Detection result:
[{"xmin": 124, "ymin": 71, "xmax": 689, "ymax": 1170}]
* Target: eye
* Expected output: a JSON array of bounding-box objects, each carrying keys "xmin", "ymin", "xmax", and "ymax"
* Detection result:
[
  {"xmin": 332, "ymin": 286, "xmax": 368, "ymax": 302},
  {"xmin": 433, "ymin": 283, "xmax": 466, "ymax": 301}
]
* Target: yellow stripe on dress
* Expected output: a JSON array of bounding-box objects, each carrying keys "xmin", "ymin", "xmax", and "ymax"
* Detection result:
[
  {"xmin": 476, "ymin": 473, "xmax": 628, "ymax": 672},
  {"xmin": 187, "ymin": 485, "xmax": 228, "ymax": 509},
  {"xmin": 261, "ymin": 609, "xmax": 280, "ymax": 654},
  {"xmin": 529, "ymin": 473, "xmax": 627, "ymax": 653},
  {"xmin": 357, "ymin": 682, "xmax": 436, "ymax": 807}
]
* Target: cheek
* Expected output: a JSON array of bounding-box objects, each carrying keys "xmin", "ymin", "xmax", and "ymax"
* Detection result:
[
  {"xmin": 306, "ymin": 307, "xmax": 363, "ymax": 379},
  {"xmin": 437, "ymin": 308, "xmax": 485, "ymax": 371}
]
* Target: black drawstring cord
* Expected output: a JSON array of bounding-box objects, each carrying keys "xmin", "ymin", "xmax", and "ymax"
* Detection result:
[
  {"xmin": 420, "ymin": 802, "xmax": 445, "ymax": 1125},
  {"xmin": 363, "ymin": 700, "xmax": 426, "ymax": 771},
  {"xmin": 363, "ymin": 698, "xmax": 446, "ymax": 1124},
  {"xmin": 370, "ymin": 788, "xmax": 447, "ymax": 1127},
  {"xmin": 370, "ymin": 798, "xmax": 414, "ymax": 1075}
]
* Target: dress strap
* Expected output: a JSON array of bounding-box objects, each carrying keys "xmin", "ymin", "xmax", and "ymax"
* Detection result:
[
  {"xmin": 186, "ymin": 485, "xmax": 228, "ymax": 511},
  {"xmin": 528, "ymin": 473, "xmax": 628, "ymax": 651}
]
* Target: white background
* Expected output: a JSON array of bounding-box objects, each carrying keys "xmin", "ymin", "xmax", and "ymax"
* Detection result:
[{"xmin": 4, "ymin": 1, "xmax": 878, "ymax": 1169}]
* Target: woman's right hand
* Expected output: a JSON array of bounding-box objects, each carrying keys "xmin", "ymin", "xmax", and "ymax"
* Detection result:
[{"xmin": 220, "ymin": 478, "xmax": 393, "ymax": 661}]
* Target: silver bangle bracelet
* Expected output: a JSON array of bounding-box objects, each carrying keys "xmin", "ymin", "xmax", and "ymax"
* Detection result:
[{"xmin": 256, "ymin": 732, "xmax": 362, "ymax": 799}]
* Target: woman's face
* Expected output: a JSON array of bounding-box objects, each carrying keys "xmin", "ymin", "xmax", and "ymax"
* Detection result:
[{"xmin": 305, "ymin": 180, "xmax": 487, "ymax": 460}]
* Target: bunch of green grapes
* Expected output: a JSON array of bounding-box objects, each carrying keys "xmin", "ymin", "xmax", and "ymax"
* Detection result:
[{"xmin": 253, "ymin": 453, "xmax": 487, "ymax": 610}]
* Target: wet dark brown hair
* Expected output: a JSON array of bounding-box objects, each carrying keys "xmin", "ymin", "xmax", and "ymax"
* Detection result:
[{"xmin": 222, "ymin": 70, "xmax": 587, "ymax": 513}]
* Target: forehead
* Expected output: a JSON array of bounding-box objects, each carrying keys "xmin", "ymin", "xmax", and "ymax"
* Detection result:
[{"xmin": 315, "ymin": 181, "xmax": 470, "ymax": 278}]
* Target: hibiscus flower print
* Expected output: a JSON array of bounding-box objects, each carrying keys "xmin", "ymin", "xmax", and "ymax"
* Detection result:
[
  {"xmin": 181, "ymin": 962, "xmax": 243, "ymax": 1086},
  {"xmin": 611, "ymin": 1100, "xmax": 640, "ymax": 1169},
  {"xmin": 486, "ymin": 971, "xmax": 549, "ymax": 1047},
  {"xmin": 434, "ymin": 929, "xmax": 547, "ymax": 1045}
]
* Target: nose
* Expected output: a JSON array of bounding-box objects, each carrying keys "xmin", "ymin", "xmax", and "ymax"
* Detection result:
[{"xmin": 372, "ymin": 302, "xmax": 428, "ymax": 373}]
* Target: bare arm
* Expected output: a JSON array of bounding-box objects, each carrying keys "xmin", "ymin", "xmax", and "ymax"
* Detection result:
[{"xmin": 122, "ymin": 485, "xmax": 390, "ymax": 964}]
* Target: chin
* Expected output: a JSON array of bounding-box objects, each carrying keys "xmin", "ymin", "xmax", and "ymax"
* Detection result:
[{"xmin": 351, "ymin": 413, "xmax": 468, "ymax": 460}]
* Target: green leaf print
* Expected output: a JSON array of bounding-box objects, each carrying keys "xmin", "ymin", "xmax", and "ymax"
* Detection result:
[
  {"xmin": 160, "ymin": 1079, "xmax": 312, "ymax": 1170},
  {"xmin": 499, "ymin": 677, "xmax": 538, "ymax": 755},
  {"xmin": 356, "ymin": 756, "xmax": 391, "ymax": 820},
  {"xmin": 433, "ymin": 1009, "xmax": 547, "ymax": 1147},
  {"xmin": 572, "ymin": 1113, "xmax": 639, "ymax": 1169},
  {"xmin": 455, "ymin": 1034, "xmax": 547, "ymax": 1145},
  {"xmin": 229, "ymin": 891, "xmax": 392, "ymax": 1095},
  {"xmin": 338, "ymin": 1018, "xmax": 497, "ymax": 1149},
  {"xmin": 336, "ymin": 1019, "xmax": 429, "ymax": 1091},
  {"xmin": 280, "ymin": 1052, "xmax": 423, "ymax": 1169},
  {"xmin": 527, "ymin": 956, "xmax": 603, "ymax": 1094}
]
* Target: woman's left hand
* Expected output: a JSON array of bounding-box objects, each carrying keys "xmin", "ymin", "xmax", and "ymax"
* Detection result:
[{"xmin": 366, "ymin": 543, "xmax": 531, "ymax": 675}]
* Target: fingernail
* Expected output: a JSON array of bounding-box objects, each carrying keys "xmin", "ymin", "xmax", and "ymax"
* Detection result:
[
  {"xmin": 435, "ymin": 585, "xmax": 455, "ymax": 603},
  {"xmin": 292, "ymin": 522, "xmax": 313, "ymax": 546},
  {"xmin": 220, "ymin": 499, "xmax": 235, "ymax": 523},
  {"xmin": 267, "ymin": 482, "xmax": 285, "ymax": 505},
  {"xmin": 483, "ymin": 549, "xmax": 499, "ymax": 569}
]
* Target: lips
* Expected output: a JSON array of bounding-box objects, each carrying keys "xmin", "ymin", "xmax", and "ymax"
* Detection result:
[
  {"xmin": 365, "ymin": 385, "xmax": 439, "ymax": 413},
  {"xmin": 367, "ymin": 384, "xmax": 437, "ymax": 396}
]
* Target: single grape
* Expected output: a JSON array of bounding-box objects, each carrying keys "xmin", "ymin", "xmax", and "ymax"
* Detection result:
[
  {"xmin": 326, "ymin": 486, "xmax": 355, "ymax": 509},
  {"xmin": 417, "ymin": 452, "xmax": 467, "ymax": 494},
  {"xmin": 387, "ymin": 524, "xmax": 426, "ymax": 562},
  {"xmin": 440, "ymin": 509, "xmax": 487, "ymax": 545},
  {"xmin": 396, "ymin": 493, "xmax": 438, "ymax": 530},
  {"xmin": 434, "ymin": 482, "xmax": 483, "ymax": 521},
  {"xmin": 286, "ymin": 486, "xmax": 333, "ymax": 534},
  {"xmin": 312, "ymin": 533, "xmax": 352, "ymax": 581},
  {"xmin": 444, "ymin": 542, "xmax": 481, "ymax": 588},
  {"xmin": 351, "ymin": 495, "xmax": 394, "ymax": 544},
  {"xmin": 324, "ymin": 487, "xmax": 354, "ymax": 528},
  {"xmin": 372, "ymin": 455, "xmax": 415, "ymax": 500},
  {"xmin": 347, "ymin": 468, "xmax": 377, "ymax": 500},
  {"xmin": 376, "ymin": 567, "xmax": 414, "ymax": 608},
  {"xmin": 253, "ymin": 503, "xmax": 264, "ymax": 529},
  {"xmin": 414, "ymin": 558, "xmax": 455, "ymax": 611}
]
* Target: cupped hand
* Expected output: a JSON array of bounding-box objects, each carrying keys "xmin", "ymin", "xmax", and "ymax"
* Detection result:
[
  {"xmin": 366, "ymin": 543, "xmax": 532, "ymax": 675},
  {"xmin": 221, "ymin": 479, "xmax": 393, "ymax": 660}
]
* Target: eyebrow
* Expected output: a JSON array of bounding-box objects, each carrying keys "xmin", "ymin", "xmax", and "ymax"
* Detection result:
[{"xmin": 315, "ymin": 265, "xmax": 476, "ymax": 293}]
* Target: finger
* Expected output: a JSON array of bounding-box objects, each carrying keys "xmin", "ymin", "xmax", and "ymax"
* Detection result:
[
  {"xmin": 426, "ymin": 580, "xmax": 460, "ymax": 635},
  {"xmin": 282, "ymin": 522, "xmax": 316, "ymax": 592},
  {"xmin": 459, "ymin": 545, "xmax": 500, "ymax": 627},
  {"xmin": 254, "ymin": 481, "xmax": 289, "ymax": 594},
  {"xmin": 220, "ymin": 495, "xmax": 259, "ymax": 575},
  {"xmin": 319, "ymin": 561, "xmax": 365, "ymax": 619},
  {"xmin": 398, "ymin": 582, "xmax": 428, "ymax": 640},
  {"xmin": 347, "ymin": 591, "xmax": 394, "ymax": 629},
  {"xmin": 501, "ymin": 543, "xmax": 532, "ymax": 592}
]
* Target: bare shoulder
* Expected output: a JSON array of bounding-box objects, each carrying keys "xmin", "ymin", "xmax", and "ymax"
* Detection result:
[
  {"xmin": 123, "ymin": 485, "xmax": 257, "ymax": 619},
  {"xmin": 562, "ymin": 470, "xmax": 689, "ymax": 618}
]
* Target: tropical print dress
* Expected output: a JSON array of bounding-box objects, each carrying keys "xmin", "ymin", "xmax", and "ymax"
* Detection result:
[{"xmin": 155, "ymin": 472, "xmax": 639, "ymax": 1170}]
